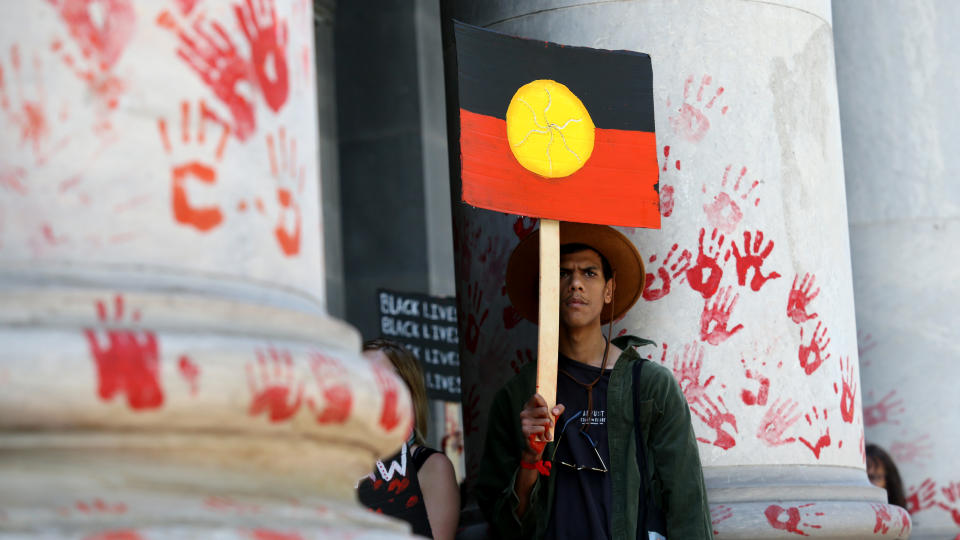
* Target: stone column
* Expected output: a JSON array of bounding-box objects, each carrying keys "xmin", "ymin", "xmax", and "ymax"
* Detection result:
[
  {"xmin": 834, "ymin": 1, "xmax": 960, "ymax": 538},
  {"xmin": 0, "ymin": 1, "xmax": 414, "ymax": 538},
  {"xmin": 448, "ymin": 0, "xmax": 909, "ymax": 537}
]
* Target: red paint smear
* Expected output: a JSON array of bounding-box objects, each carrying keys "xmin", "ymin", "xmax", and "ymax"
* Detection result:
[
  {"xmin": 171, "ymin": 163, "xmax": 224, "ymax": 232},
  {"xmin": 250, "ymin": 530, "xmax": 304, "ymax": 540},
  {"xmin": 659, "ymin": 184, "xmax": 675, "ymax": 217},
  {"xmin": 274, "ymin": 188, "xmax": 301, "ymax": 256},
  {"xmin": 59, "ymin": 175, "xmax": 84, "ymax": 193},
  {"xmin": 178, "ymin": 354, "xmax": 200, "ymax": 395},
  {"xmin": 83, "ymin": 531, "xmax": 144, "ymax": 540},
  {"xmin": 757, "ymin": 398, "xmax": 800, "ymax": 447},
  {"xmin": 459, "ymin": 109, "xmax": 660, "ymax": 228},
  {"xmin": 47, "ymin": 0, "xmax": 135, "ymax": 68},
  {"xmin": 83, "ymin": 295, "xmax": 163, "ymax": 410}
]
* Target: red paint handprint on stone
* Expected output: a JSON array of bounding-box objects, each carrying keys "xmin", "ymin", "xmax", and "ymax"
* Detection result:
[
  {"xmin": 700, "ymin": 286, "xmax": 744, "ymax": 346},
  {"xmin": 266, "ymin": 127, "xmax": 304, "ymax": 256},
  {"xmin": 906, "ymin": 478, "xmax": 937, "ymax": 513},
  {"xmin": 178, "ymin": 354, "xmax": 200, "ymax": 396},
  {"xmin": 158, "ymin": 100, "xmax": 231, "ymax": 232},
  {"xmin": 710, "ymin": 504, "xmax": 733, "ymax": 536},
  {"xmin": 739, "ymin": 357, "xmax": 769, "ymax": 406},
  {"xmin": 872, "ymin": 503, "xmax": 894, "ymax": 534},
  {"xmin": 834, "ymin": 355, "xmax": 856, "ymax": 423},
  {"xmin": 757, "ymin": 398, "xmax": 801, "ymax": 447},
  {"xmin": 686, "ymin": 228, "xmax": 729, "ymax": 299},
  {"xmin": 702, "ymin": 165, "xmax": 760, "ymax": 235},
  {"xmin": 246, "ymin": 347, "xmax": 303, "ymax": 422},
  {"xmin": 306, "ymin": 353, "xmax": 352, "ymax": 424},
  {"xmin": 463, "ymin": 282, "xmax": 488, "ymax": 354},
  {"xmin": 0, "ymin": 44, "xmax": 70, "ymax": 165},
  {"xmin": 798, "ymin": 406, "xmax": 831, "ymax": 459},
  {"xmin": 668, "ymin": 74, "xmax": 727, "ymax": 143},
  {"xmin": 863, "ymin": 390, "xmax": 904, "ymax": 427},
  {"xmin": 731, "ymin": 230, "xmax": 781, "ymax": 292},
  {"xmin": 642, "ymin": 244, "xmax": 692, "ymax": 302},
  {"xmin": 938, "ymin": 482, "xmax": 960, "ymax": 526},
  {"xmin": 668, "ymin": 341, "xmax": 715, "ymax": 404},
  {"xmin": 372, "ymin": 363, "xmax": 403, "ymax": 432},
  {"xmin": 691, "ymin": 395, "xmax": 738, "ymax": 450},
  {"xmin": 764, "ymin": 503, "xmax": 823, "ymax": 536},
  {"xmin": 83, "ymin": 530, "xmax": 145, "ymax": 540},
  {"xmin": 235, "ymin": 0, "xmax": 289, "ymax": 113},
  {"xmin": 62, "ymin": 498, "xmax": 128, "ymax": 516},
  {"xmin": 890, "ymin": 434, "xmax": 932, "ymax": 465},
  {"xmin": 84, "ymin": 294, "xmax": 163, "ymax": 410},
  {"xmin": 787, "ymin": 273, "xmax": 820, "ymax": 324},
  {"xmin": 798, "ymin": 321, "xmax": 831, "ymax": 376},
  {"xmin": 175, "ymin": 17, "xmax": 256, "ymax": 140}
]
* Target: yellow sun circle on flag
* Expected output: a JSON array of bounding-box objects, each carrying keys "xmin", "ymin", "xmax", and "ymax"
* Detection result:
[{"xmin": 506, "ymin": 80, "xmax": 595, "ymax": 178}]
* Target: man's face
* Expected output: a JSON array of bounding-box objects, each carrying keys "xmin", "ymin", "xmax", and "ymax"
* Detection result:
[{"xmin": 559, "ymin": 248, "xmax": 614, "ymax": 330}]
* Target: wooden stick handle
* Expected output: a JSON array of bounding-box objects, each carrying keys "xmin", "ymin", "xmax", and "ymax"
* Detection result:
[{"xmin": 536, "ymin": 219, "xmax": 560, "ymax": 410}]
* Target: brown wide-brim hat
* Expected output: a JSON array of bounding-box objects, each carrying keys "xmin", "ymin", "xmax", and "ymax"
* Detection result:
[{"xmin": 505, "ymin": 222, "xmax": 645, "ymax": 325}]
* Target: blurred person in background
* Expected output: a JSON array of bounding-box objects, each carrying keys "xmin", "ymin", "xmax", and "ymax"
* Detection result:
[
  {"xmin": 866, "ymin": 443, "xmax": 907, "ymax": 509},
  {"xmin": 357, "ymin": 339, "xmax": 460, "ymax": 539}
]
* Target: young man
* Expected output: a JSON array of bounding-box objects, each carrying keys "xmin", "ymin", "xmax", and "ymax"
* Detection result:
[{"xmin": 475, "ymin": 222, "xmax": 713, "ymax": 539}]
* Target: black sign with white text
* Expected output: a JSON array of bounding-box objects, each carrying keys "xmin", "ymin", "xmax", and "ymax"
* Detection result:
[{"xmin": 377, "ymin": 289, "xmax": 460, "ymax": 401}]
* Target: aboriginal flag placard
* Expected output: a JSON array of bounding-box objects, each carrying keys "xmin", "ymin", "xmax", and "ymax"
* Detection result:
[{"xmin": 454, "ymin": 21, "xmax": 660, "ymax": 229}]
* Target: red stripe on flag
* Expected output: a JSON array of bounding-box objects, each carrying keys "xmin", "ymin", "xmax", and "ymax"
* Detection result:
[{"xmin": 459, "ymin": 109, "xmax": 660, "ymax": 228}]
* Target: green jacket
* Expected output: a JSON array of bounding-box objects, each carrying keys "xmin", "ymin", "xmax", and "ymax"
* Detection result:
[{"xmin": 474, "ymin": 345, "xmax": 714, "ymax": 540}]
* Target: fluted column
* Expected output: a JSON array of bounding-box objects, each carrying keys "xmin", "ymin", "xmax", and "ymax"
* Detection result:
[
  {"xmin": 0, "ymin": 1, "xmax": 413, "ymax": 537},
  {"xmin": 449, "ymin": 0, "xmax": 908, "ymax": 537},
  {"xmin": 834, "ymin": 1, "xmax": 960, "ymax": 538}
]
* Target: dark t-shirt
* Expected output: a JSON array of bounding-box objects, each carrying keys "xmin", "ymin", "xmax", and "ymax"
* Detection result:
[
  {"xmin": 546, "ymin": 355, "xmax": 612, "ymax": 540},
  {"xmin": 357, "ymin": 444, "xmax": 439, "ymax": 538}
]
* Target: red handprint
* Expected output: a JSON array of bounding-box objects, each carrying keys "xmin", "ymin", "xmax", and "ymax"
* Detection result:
[
  {"xmin": 699, "ymin": 286, "xmax": 744, "ymax": 346},
  {"xmin": 513, "ymin": 216, "xmax": 536, "ymax": 239},
  {"xmin": 691, "ymin": 395, "xmax": 738, "ymax": 450},
  {"xmin": 660, "ymin": 184, "xmax": 675, "ymax": 217},
  {"xmin": 938, "ymin": 482, "xmax": 960, "ymax": 525},
  {"xmin": 836, "ymin": 356, "xmax": 856, "ymax": 423},
  {"xmin": 863, "ymin": 390, "xmax": 904, "ymax": 427},
  {"xmin": 372, "ymin": 363, "xmax": 403, "ymax": 432},
  {"xmin": 685, "ymin": 228, "xmax": 729, "ymax": 299},
  {"xmin": 249, "ymin": 530, "xmax": 305, "ymax": 540},
  {"xmin": 798, "ymin": 407, "xmax": 831, "ymax": 459},
  {"xmin": 178, "ymin": 354, "xmax": 200, "ymax": 396},
  {"xmin": 906, "ymin": 478, "xmax": 937, "ymax": 513},
  {"xmin": 787, "ymin": 273, "xmax": 820, "ymax": 324},
  {"xmin": 669, "ymin": 74, "xmax": 727, "ymax": 143},
  {"xmin": 702, "ymin": 165, "xmax": 760, "ymax": 235},
  {"xmin": 266, "ymin": 127, "xmax": 304, "ymax": 256},
  {"xmin": 67, "ymin": 499, "xmax": 128, "ymax": 515},
  {"xmin": 157, "ymin": 100, "xmax": 231, "ymax": 232},
  {"xmin": 764, "ymin": 503, "xmax": 823, "ymax": 536},
  {"xmin": 502, "ymin": 303, "xmax": 523, "ymax": 330},
  {"xmin": 642, "ymin": 244, "xmax": 692, "ymax": 301},
  {"xmin": 757, "ymin": 398, "xmax": 801, "ymax": 447},
  {"xmin": 890, "ymin": 434, "xmax": 932, "ymax": 464},
  {"xmin": 235, "ymin": 0, "xmax": 289, "ymax": 113},
  {"xmin": 463, "ymin": 282, "xmax": 488, "ymax": 354},
  {"xmin": 84, "ymin": 295, "xmax": 164, "ymax": 410},
  {"xmin": 247, "ymin": 347, "xmax": 303, "ymax": 422},
  {"xmin": 872, "ymin": 503, "xmax": 893, "ymax": 534},
  {"xmin": 740, "ymin": 357, "xmax": 769, "ymax": 406},
  {"xmin": 306, "ymin": 353, "xmax": 352, "ymax": 424},
  {"xmin": 669, "ymin": 341, "xmax": 715, "ymax": 404},
  {"xmin": 710, "ymin": 504, "xmax": 733, "ymax": 536},
  {"xmin": 175, "ymin": 17, "xmax": 256, "ymax": 140},
  {"xmin": 798, "ymin": 321, "xmax": 830, "ymax": 375},
  {"xmin": 0, "ymin": 44, "xmax": 70, "ymax": 165},
  {"xmin": 731, "ymin": 230, "xmax": 781, "ymax": 292}
]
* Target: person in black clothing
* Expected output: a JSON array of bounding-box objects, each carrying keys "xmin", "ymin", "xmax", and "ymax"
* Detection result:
[
  {"xmin": 866, "ymin": 444, "xmax": 907, "ymax": 509},
  {"xmin": 357, "ymin": 339, "xmax": 460, "ymax": 539}
]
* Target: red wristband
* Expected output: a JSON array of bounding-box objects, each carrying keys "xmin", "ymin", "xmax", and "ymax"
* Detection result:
[{"xmin": 520, "ymin": 459, "xmax": 552, "ymax": 476}]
